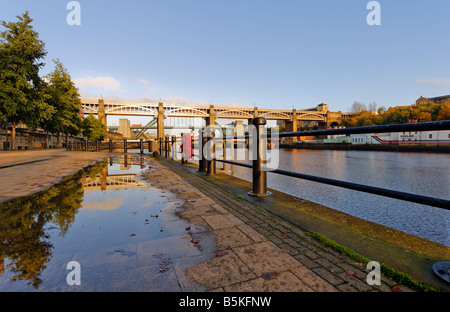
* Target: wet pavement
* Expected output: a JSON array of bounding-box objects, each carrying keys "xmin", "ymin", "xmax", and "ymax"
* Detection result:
[{"xmin": 1, "ymin": 150, "xmax": 444, "ymax": 292}]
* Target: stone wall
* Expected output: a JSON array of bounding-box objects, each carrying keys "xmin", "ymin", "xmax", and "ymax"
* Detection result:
[{"xmin": 0, "ymin": 128, "xmax": 86, "ymax": 151}]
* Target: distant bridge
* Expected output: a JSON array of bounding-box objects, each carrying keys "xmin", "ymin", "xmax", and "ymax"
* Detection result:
[{"xmin": 81, "ymin": 99, "xmax": 354, "ymax": 144}]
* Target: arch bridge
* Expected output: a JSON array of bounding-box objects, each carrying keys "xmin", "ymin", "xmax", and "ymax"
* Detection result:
[{"xmin": 81, "ymin": 100, "xmax": 353, "ymax": 143}]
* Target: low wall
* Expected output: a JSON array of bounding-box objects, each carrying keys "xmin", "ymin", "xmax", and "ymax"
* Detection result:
[{"xmin": 0, "ymin": 128, "xmax": 86, "ymax": 151}]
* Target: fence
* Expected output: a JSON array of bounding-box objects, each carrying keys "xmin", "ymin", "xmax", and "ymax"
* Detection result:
[{"xmin": 164, "ymin": 118, "xmax": 450, "ymax": 210}]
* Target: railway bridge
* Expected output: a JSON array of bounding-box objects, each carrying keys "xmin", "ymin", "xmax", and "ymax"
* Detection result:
[{"xmin": 80, "ymin": 100, "xmax": 353, "ymax": 142}]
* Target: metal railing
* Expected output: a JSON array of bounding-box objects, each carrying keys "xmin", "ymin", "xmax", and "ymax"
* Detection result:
[{"xmin": 167, "ymin": 118, "xmax": 450, "ymax": 210}]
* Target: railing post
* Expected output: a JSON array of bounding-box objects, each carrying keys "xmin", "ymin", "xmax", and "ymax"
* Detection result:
[
  {"xmin": 124, "ymin": 139, "xmax": 127, "ymax": 153},
  {"xmin": 171, "ymin": 136, "xmax": 176, "ymax": 159},
  {"xmin": 181, "ymin": 134, "xmax": 185, "ymax": 164},
  {"xmin": 248, "ymin": 117, "xmax": 271, "ymax": 197},
  {"xmin": 206, "ymin": 128, "xmax": 216, "ymax": 176},
  {"xmin": 140, "ymin": 139, "xmax": 144, "ymax": 154},
  {"xmin": 198, "ymin": 130, "xmax": 206, "ymax": 172},
  {"xmin": 222, "ymin": 136, "xmax": 227, "ymax": 170},
  {"xmin": 164, "ymin": 137, "xmax": 168, "ymax": 157}
]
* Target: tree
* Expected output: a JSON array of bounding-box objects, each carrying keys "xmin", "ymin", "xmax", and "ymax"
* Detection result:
[
  {"xmin": 349, "ymin": 101, "xmax": 367, "ymax": 114},
  {"xmin": 368, "ymin": 102, "xmax": 377, "ymax": 113},
  {"xmin": 0, "ymin": 12, "xmax": 54, "ymax": 149},
  {"xmin": 383, "ymin": 106, "xmax": 412, "ymax": 124},
  {"xmin": 43, "ymin": 59, "xmax": 83, "ymax": 147},
  {"xmin": 82, "ymin": 114, "xmax": 108, "ymax": 141},
  {"xmin": 437, "ymin": 100, "xmax": 450, "ymax": 121}
]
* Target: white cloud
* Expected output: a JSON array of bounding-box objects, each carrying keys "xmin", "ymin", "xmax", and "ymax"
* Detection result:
[
  {"xmin": 413, "ymin": 78, "xmax": 450, "ymax": 88},
  {"xmin": 138, "ymin": 79, "xmax": 151, "ymax": 86},
  {"xmin": 138, "ymin": 79, "xmax": 168, "ymax": 94},
  {"xmin": 74, "ymin": 76, "xmax": 123, "ymax": 92}
]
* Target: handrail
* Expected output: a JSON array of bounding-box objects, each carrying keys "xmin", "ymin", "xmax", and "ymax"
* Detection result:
[
  {"xmin": 214, "ymin": 158, "xmax": 449, "ymax": 210},
  {"xmin": 176, "ymin": 118, "xmax": 450, "ymax": 210},
  {"xmin": 207, "ymin": 120, "xmax": 450, "ymax": 140}
]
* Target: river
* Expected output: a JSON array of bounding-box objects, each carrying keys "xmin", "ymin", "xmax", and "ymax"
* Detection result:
[{"xmin": 221, "ymin": 149, "xmax": 450, "ymax": 246}]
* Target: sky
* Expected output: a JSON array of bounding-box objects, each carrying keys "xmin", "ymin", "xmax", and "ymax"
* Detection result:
[{"xmin": 2, "ymin": 0, "xmax": 450, "ymax": 119}]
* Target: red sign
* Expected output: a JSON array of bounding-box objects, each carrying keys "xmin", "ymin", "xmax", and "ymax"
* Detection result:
[{"xmin": 181, "ymin": 133, "xmax": 193, "ymax": 159}]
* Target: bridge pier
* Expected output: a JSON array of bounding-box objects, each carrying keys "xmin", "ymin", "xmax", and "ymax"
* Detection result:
[
  {"xmin": 98, "ymin": 99, "xmax": 107, "ymax": 127},
  {"xmin": 157, "ymin": 102, "xmax": 164, "ymax": 155}
]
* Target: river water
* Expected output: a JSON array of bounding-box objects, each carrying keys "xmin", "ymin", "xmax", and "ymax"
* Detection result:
[{"xmin": 223, "ymin": 149, "xmax": 450, "ymax": 246}]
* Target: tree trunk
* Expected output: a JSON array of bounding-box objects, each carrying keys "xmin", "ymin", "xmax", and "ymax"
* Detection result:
[
  {"xmin": 45, "ymin": 130, "xmax": 49, "ymax": 149},
  {"xmin": 57, "ymin": 133, "xmax": 60, "ymax": 148}
]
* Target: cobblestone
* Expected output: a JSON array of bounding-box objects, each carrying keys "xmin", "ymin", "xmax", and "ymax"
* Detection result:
[{"xmin": 154, "ymin": 157, "xmax": 418, "ymax": 292}]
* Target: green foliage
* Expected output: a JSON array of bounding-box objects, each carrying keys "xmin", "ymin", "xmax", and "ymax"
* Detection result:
[
  {"xmin": 0, "ymin": 11, "xmax": 54, "ymax": 128},
  {"xmin": 82, "ymin": 114, "xmax": 108, "ymax": 141},
  {"xmin": 43, "ymin": 59, "xmax": 83, "ymax": 136}
]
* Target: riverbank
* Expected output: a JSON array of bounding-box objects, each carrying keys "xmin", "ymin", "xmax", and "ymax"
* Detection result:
[
  {"xmin": 0, "ymin": 150, "xmax": 448, "ymax": 292},
  {"xmin": 159, "ymin": 157, "xmax": 449, "ymax": 291},
  {"xmin": 281, "ymin": 142, "xmax": 450, "ymax": 153}
]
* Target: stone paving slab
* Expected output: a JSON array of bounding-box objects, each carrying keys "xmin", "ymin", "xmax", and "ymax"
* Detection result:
[
  {"xmin": 150, "ymin": 157, "xmax": 420, "ymax": 293},
  {"xmin": 0, "ymin": 150, "xmax": 111, "ymax": 201},
  {"xmin": 0, "ymin": 151, "xmax": 423, "ymax": 292}
]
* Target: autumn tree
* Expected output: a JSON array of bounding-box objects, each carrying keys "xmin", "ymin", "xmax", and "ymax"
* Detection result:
[
  {"xmin": 437, "ymin": 100, "xmax": 450, "ymax": 121},
  {"xmin": 0, "ymin": 11, "xmax": 54, "ymax": 149}
]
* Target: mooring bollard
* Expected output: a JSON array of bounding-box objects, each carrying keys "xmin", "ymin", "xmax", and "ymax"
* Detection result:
[
  {"xmin": 198, "ymin": 130, "xmax": 206, "ymax": 172},
  {"xmin": 171, "ymin": 136, "xmax": 176, "ymax": 159},
  {"xmin": 140, "ymin": 139, "xmax": 144, "ymax": 154},
  {"xmin": 248, "ymin": 117, "xmax": 271, "ymax": 197},
  {"xmin": 206, "ymin": 128, "xmax": 216, "ymax": 176},
  {"xmin": 181, "ymin": 134, "xmax": 185, "ymax": 164}
]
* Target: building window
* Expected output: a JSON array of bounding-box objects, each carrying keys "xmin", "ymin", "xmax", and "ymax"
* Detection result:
[{"xmin": 429, "ymin": 134, "xmax": 432, "ymax": 139}]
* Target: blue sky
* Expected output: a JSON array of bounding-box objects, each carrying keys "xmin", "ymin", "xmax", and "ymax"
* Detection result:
[{"xmin": 2, "ymin": 0, "xmax": 450, "ymax": 114}]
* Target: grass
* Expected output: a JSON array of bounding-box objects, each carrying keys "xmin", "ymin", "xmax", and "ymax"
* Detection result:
[{"xmin": 309, "ymin": 232, "xmax": 442, "ymax": 292}]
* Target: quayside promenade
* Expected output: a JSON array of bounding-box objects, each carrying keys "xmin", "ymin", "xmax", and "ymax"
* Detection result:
[{"xmin": 0, "ymin": 149, "xmax": 448, "ymax": 292}]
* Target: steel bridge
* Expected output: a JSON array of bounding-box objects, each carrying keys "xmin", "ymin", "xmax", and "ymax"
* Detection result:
[{"xmin": 81, "ymin": 99, "xmax": 354, "ymax": 143}]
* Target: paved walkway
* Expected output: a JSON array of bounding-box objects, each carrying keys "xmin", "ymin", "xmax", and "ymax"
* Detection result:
[
  {"xmin": 147, "ymin": 157, "xmax": 415, "ymax": 292},
  {"xmin": 0, "ymin": 149, "xmax": 110, "ymax": 201},
  {"xmin": 0, "ymin": 150, "xmax": 417, "ymax": 292}
]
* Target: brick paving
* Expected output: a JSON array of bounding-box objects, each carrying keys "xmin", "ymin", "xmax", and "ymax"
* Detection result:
[{"xmin": 148, "ymin": 156, "xmax": 415, "ymax": 292}]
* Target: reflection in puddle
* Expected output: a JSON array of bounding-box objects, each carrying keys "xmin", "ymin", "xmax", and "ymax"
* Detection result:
[{"xmin": 0, "ymin": 155, "xmax": 194, "ymax": 292}]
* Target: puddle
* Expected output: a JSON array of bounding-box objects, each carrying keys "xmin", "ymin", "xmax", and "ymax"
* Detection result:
[{"xmin": 0, "ymin": 155, "xmax": 206, "ymax": 292}]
